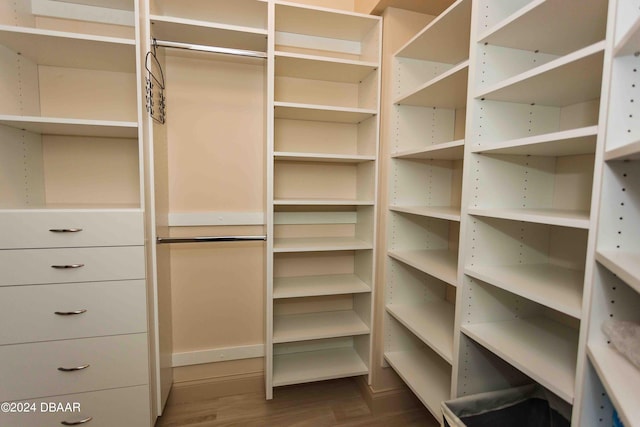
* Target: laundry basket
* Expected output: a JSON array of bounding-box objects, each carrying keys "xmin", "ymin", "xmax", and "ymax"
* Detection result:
[{"xmin": 441, "ymin": 384, "xmax": 570, "ymax": 427}]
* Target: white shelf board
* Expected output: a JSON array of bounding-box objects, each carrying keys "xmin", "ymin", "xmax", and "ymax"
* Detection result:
[
  {"xmin": 605, "ymin": 139, "xmax": 640, "ymax": 161},
  {"xmin": 274, "ymin": 198, "xmax": 374, "ymax": 206},
  {"xmin": 150, "ymin": 15, "xmax": 267, "ymax": 52},
  {"xmin": 477, "ymin": 42, "xmax": 605, "ymax": 107},
  {"xmin": 274, "ymin": 102, "xmax": 376, "ymax": 124},
  {"xmin": 384, "ymin": 350, "xmax": 451, "ymax": 420},
  {"xmin": 0, "ymin": 115, "xmax": 138, "ymax": 138},
  {"xmin": 273, "ymin": 310, "xmax": 369, "ymax": 344},
  {"xmin": 465, "ymin": 264, "xmax": 584, "ymax": 319},
  {"xmin": 273, "ymin": 274, "xmax": 370, "ymax": 299},
  {"xmin": 0, "ymin": 25, "xmax": 135, "ymax": 72},
  {"xmin": 469, "ymin": 208, "xmax": 590, "ymax": 229},
  {"xmin": 478, "ymin": 0, "xmax": 608, "ymax": 55},
  {"xmin": 615, "ymin": 14, "xmax": 640, "ymax": 57},
  {"xmin": 596, "ymin": 250, "xmax": 640, "ymax": 294},
  {"xmin": 472, "ymin": 126, "xmax": 598, "ymax": 156},
  {"xmin": 52, "ymin": 0, "xmax": 133, "ymax": 10},
  {"xmin": 392, "ymin": 139, "xmax": 464, "ymax": 160},
  {"xmin": 274, "ymin": 237, "xmax": 372, "ymax": 253},
  {"xmin": 395, "ymin": 61, "xmax": 469, "ymax": 108},
  {"xmin": 275, "ymin": 51, "xmax": 378, "ymax": 83},
  {"xmin": 386, "ymin": 302, "xmax": 455, "ymax": 363},
  {"xmin": 389, "ymin": 206, "xmax": 461, "ymax": 222},
  {"xmin": 462, "ymin": 316, "xmax": 578, "ymax": 403},
  {"xmin": 273, "ymin": 347, "xmax": 368, "ymax": 387},
  {"xmin": 274, "ymin": 152, "xmax": 375, "ymax": 163},
  {"xmin": 395, "ymin": 0, "xmax": 471, "ymax": 64},
  {"xmin": 388, "ymin": 249, "xmax": 458, "ymax": 286},
  {"xmin": 588, "ymin": 344, "xmax": 640, "ymax": 427},
  {"xmin": 275, "ymin": 1, "xmax": 380, "ymax": 42}
]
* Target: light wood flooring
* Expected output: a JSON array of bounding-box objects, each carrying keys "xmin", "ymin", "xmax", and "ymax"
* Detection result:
[{"xmin": 155, "ymin": 378, "xmax": 439, "ymax": 427}]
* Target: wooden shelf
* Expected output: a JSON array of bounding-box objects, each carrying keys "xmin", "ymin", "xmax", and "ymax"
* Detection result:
[
  {"xmin": 477, "ymin": 42, "xmax": 605, "ymax": 106},
  {"xmin": 462, "ymin": 316, "xmax": 578, "ymax": 403},
  {"xmin": 273, "ymin": 347, "xmax": 368, "ymax": 387},
  {"xmin": 0, "ymin": 115, "xmax": 138, "ymax": 138},
  {"xmin": 0, "ymin": 25, "xmax": 135, "ymax": 72},
  {"xmin": 472, "ymin": 126, "xmax": 598, "ymax": 156},
  {"xmin": 274, "ymin": 199, "xmax": 374, "ymax": 206},
  {"xmin": 274, "ymin": 237, "xmax": 372, "ymax": 253},
  {"xmin": 384, "ymin": 350, "xmax": 451, "ymax": 420},
  {"xmin": 615, "ymin": 12, "xmax": 640, "ymax": 57},
  {"xmin": 388, "ymin": 249, "xmax": 458, "ymax": 286},
  {"xmin": 275, "ymin": 1, "xmax": 379, "ymax": 42},
  {"xmin": 596, "ymin": 250, "xmax": 640, "ymax": 294},
  {"xmin": 274, "ymin": 102, "xmax": 376, "ymax": 124},
  {"xmin": 469, "ymin": 208, "xmax": 590, "ymax": 229},
  {"xmin": 275, "ymin": 52, "xmax": 377, "ymax": 83},
  {"xmin": 465, "ymin": 264, "xmax": 584, "ymax": 319},
  {"xmin": 478, "ymin": 0, "xmax": 608, "ymax": 55},
  {"xmin": 150, "ymin": 15, "xmax": 267, "ymax": 52},
  {"xmin": 395, "ymin": 61, "xmax": 468, "ymax": 108},
  {"xmin": 389, "ymin": 206, "xmax": 461, "ymax": 222},
  {"xmin": 395, "ymin": 0, "xmax": 471, "ymax": 64},
  {"xmin": 386, "ymin": 302, "xmax": 454, "ymax": 363},
  {"xmin": 605, "ymin": 140, "xmax": 640, "ymax": 161},
  {"xmin": 274, "ymin": 152, "xmax": 375, "ymax": 163},
  {"xmin": 273, "ymin": 310, "xmax": 369, "ymax": 344},
  {"xmin": 274, "ymin": 274, "xmax": 370, "ymax": 299},
  {"xmin": 392, "ymin": 139, "xmax": 464, "ymax": 160},
  {"xmin": 588, "ymin": 344, "xmax": 640, "ymax": 427}
]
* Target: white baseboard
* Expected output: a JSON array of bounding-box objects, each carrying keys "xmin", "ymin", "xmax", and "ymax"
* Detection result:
[{"xmin": 172, "ymin": 344, "xmax": 265, "ymax": 367}]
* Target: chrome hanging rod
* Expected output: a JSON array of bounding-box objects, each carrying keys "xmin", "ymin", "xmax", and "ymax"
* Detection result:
[
  {"xmin": 153, "ymin": 39, "xmax": 267, "ymax": 59},
  {"xmin": 157, "ymin": 235, "xmax": 267, "ymax": 244}
]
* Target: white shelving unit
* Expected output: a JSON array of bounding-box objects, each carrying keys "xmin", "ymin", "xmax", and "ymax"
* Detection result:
[
  {"xmin": 266, "ymin": 1, "xmax": 381, "ymax": 400},
  {"xmin": 581, "ymin": 1, "xmax": 640, "ymax": 426},
  {"xmin": 383, "ymin": 0, "xmax": 470, "ymax": 420},
  {"xmin": 0, "ymin": 1, "xmax": 151, "ymax": 425}
]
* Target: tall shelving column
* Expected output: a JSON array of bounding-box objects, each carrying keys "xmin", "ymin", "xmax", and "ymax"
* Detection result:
[
  {"xmin": 382, "ymin": 0, "xmax": 470, "ymax": 419},
  {"xmin": 0, "ymin": 1, "xmax": 151, "ymax": 425},
  {"xmin": 266, "ymin": 1, "xmax": 381, "ymax": 400},
  {"xmin": 581, "ymin": 0, "xmax": 640, "ymax": 426},
  {"xmin": 456, "ymin": 0, "xmax": 609, "ymax": 422}
]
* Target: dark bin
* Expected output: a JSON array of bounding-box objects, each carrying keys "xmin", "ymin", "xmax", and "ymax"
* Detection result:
[{"xmin": 441, "ymin": 384, "xmax": 570, "ymax": 427}]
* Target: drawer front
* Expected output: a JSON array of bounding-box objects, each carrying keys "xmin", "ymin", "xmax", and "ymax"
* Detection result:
[
  {"xmin": 0, "ymin": 246, "xmax": 145, "ymax": 286},
  {"xmin": 0, "ymin": 334, "xmax": 149, "ymax": 402},
  {"xmin": 2, "ymin": 385, "xmax": 150, "ymax": 427},
  {"xmin": 0, "ymin": 210, "xmax": 144, "ymax": 249},
  {"xmin": 0, "ymin": 280, "xmax": 147, "ymax": 345}
]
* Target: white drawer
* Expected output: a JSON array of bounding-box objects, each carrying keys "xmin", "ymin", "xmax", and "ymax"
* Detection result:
[
  {"xmin": 0, "ymin": 334, "xmax": 149, "ymax": 401},
  {"xmin": 0, "ymin": 280, "xmax": 147, "ymax": 345},
  {"xmin": 0, "ymin": 210, "xmax": 144, "ymax": 249},
  {"xmin": 2, "ymin": 385, "xmax": 151, "ymax": 427},
  {"xmin": 0, "ymin": 246, "xmax": 145, "ymax": 286}
]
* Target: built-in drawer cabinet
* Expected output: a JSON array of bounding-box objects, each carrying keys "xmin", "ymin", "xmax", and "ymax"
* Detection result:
[
  {"xmin": 1, "ymin": 385, "xmax": 150, "ymax": 427},
  {"xmin": 0, "ymin": 334, "xmax": 149, "ymax": 402},
  {"xmin": 0, "ymin": 246, "xmax": 146, "ymax": 286},
  {"xmin": 0, "ymin": 210, "xmax": 144, "ymax": 249},
  {"xmin": 0, "ymin": 280, "xmax": 147, "ymax": 345}
]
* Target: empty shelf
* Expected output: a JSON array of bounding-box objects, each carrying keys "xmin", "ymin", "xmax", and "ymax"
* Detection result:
[
  {"xmin": 274, "ymin": 199, "xmax": 374, "ymax": 206},
  {"xmin": 395, "ymin": 61, "xmax": 469, "ymax": 109},
  {"xmin": 273, "ymin": 274, "xmax": 370, "ymax": 299},
  {"xmin": 469, "ymin": 208, "xmax": 590, "ymax": 229},
  {"xmin": 0, "ymin": 115, "xmax": 138, "ymax": 138},
  {"xmin": 389, "ymin": 206, "xmax": 461, "ymax": 222},
  {"xmin": 605, "ymin": 140, "xmax": 640, "ymax": 161},
  {"xmin": 274, "ymin": 102, "xmax": 376, "ymax": 124},
  {"xmin": 388, "ymin": 249, "xmax": 458, "ymax": 286},
  {"xmin": 392, "ymin": 139, "xmax": 465, "ymax": 160},
  {"xmin": 275, "ymin": 52, "xmax": 377, "ymax": 83},
  {"xmin": 273, "ymin": 310, "xmax": 369, "ymax": 343},
  {"xmin": 596, "ymin": 250, "xmax": 640, "ymax": 294},
  {"xmin": 274, "ymin": 152, "xmax": 375, "ymax": 163},
  {"xmin": 462, "ymin": 316, "xmax": 578, "ymax": 403},
  {"xmin": 273, "ymin": 347, "xmax": 368, "ymax": 387},
  {"xmin": 274, "ymin": 237, "xmax": 372, "ymax": 253}
]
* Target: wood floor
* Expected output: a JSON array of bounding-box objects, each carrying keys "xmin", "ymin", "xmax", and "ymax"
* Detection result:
[{"xmin": 155, "ymin": 378, "xmax": 439, "ymax": 427}]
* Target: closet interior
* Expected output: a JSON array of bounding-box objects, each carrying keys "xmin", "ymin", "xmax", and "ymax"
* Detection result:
[{"xmin": 1, "ymin": 0, "xmax": 639, "ymax": 426}]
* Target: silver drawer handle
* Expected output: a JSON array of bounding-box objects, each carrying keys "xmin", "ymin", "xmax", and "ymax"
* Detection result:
[
  {"xmin": 49, "ymin": 228, "xmax": 83, "ymax": 233},
  {"xmin": 58, "ymin": 364, "xmax": 90, "ymax": 372},
  {"xmin": 51, "ymin": 264, "xmax": 85, "ymax": 269},
  {"xmin": 55, "ymin": 309, "xmax": 87, "ymax": 316},
  {"xmin": 61, "ymin": 417, "xmax": 93, "ymax": 425}
]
